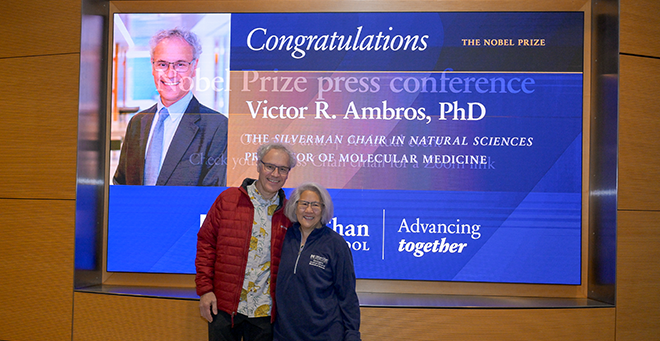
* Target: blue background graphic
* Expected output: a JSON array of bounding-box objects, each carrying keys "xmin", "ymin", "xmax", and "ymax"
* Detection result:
[{"xmin": 108, "ymin": 182, "xmax": 581, "ymax": 284}]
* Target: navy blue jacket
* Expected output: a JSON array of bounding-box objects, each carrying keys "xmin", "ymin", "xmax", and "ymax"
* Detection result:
[{"xmin": 274, "ymin": 223, "xmax": 361, "ymax": 341}]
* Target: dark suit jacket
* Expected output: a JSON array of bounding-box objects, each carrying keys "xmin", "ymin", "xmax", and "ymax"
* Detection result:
[{"xmin": 113, "ymin": 96, "xmax": 228, "ymax": 186}]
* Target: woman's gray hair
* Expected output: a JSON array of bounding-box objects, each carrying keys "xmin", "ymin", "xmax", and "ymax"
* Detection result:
[
  {"xmin": 150, "ymin": 28, "xmax": 202, "ymax": 61},
  {"xmin": 285, "ymin": 182, "xmax": 334, "ymax": 227},
  {"xmin": 257, "ymin": 142, "xmax": 297, "ymax": 169}
]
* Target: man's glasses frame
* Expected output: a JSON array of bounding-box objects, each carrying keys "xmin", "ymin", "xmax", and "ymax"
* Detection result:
[
  {"xmin": 259, "ymin": 160, "xmax": 291, "ymax": 175},
  {"xmin": 152, "ymin": 60, "xmax": 195, "ymax": 72}
]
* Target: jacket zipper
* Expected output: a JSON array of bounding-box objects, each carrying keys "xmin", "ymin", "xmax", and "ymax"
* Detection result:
[{"xmin": 294, "ymin": 243, "xmax": 304, "ymax": 274}]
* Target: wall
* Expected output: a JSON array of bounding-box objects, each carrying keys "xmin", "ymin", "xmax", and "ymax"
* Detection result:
[
  {"xmin": 0, "ymin": 0, "xmax": 657, "ymax": 340},
  {"xmin": 0, "ymin": 1, "xmax": 80, "ymax": 340},
  {"xmin": 617, "ymin": 1, "xmax": 660, "ymax": 340}
]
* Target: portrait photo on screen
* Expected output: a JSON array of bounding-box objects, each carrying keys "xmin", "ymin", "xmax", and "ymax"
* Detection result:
[
  {"xmin": 110, "ymin": 13, "xmax": 230, "ymax": 187},
  {"xmin": 107, "ymin": 12, "xmax": 584, "ymax": 286}
]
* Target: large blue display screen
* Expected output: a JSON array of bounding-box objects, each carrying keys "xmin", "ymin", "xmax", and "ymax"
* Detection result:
[{"xmin": 108, "ymin": 12, "xmax": 583, "ymax": 285}]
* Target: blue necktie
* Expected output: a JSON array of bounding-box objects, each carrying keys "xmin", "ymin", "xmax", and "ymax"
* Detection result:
[{"xmin": 144, "ymin": 107, "xmax": 169, "ymax": 186}]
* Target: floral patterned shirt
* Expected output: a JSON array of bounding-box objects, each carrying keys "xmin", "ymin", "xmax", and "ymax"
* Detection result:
[{"xmin": 237, "ymin": 182, "xmax": 279, "ymax": 317}]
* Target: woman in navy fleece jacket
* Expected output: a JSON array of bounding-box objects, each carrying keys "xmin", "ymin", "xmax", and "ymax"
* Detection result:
[{"xmin": 274, "ymin": 182, "xmax": 361, "ymax": 341}]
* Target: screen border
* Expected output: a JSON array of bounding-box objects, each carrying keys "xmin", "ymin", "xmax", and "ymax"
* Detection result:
[{"xmin": 74, "ymin": 0, "xmax": 617, "ymax": 306}]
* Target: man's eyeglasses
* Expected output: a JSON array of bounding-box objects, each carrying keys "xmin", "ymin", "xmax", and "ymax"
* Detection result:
[
  {"xmin": 259, "ymin": 160, "xmax": 290, "ymax": 175},
  {"xmin": 297, "ymin": 200, "xmax": 324, "ymax": 211},
  {"xmin": 152, "ymin": 60, "xmax": 194, "ymax": 72}
]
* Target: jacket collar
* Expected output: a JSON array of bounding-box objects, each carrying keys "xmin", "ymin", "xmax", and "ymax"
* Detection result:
[
  {"xmin": 240, "ymin": 178, "xmax": 287, "ymax": 210},
  {"xmin": 291, "ymin": 222, "xmax": 326, "ymax": 243}
]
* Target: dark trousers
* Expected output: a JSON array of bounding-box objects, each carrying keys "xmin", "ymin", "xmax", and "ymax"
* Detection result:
[{"xmin": 208, "ymin": 311, "xmax": 272, "ymax": 341}]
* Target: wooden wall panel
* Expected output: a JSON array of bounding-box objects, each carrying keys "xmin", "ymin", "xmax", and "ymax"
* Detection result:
[
  {"xmin": 72, "ymin": 291, "xmax": 615, "ymax": 341},
  {"xmin": 618, "ymin": 1, "xmax": 660, "ymax": 340},
  {"xmin": 363, "ymin": 307, "xmax": 615, "ymax": 341},
  {"xmin": 620, "ymin": 0, "xmax": 660, "ymax": 57},
  {"xmin": 0, "ymin": 0, "xmax": 81, "ymax": 58},
  {"xmin": 0, "ymin": 54, "xmax": 80, "ymax": 200},
  {"xmin": 73, "ymin": 292, "xmax": 207, "ymax": 341},
  {"xmin": 618, "ymin": 55, "xmax": 660, "ymax": 211},
  {"xmin": 616, "ymin": 211, "xmax": 660, "ymax": 341},
  {"xmin": 0, "ymin": 199, "xmax": 75, "ymax": 341},
  {"xmin": 0, "ymin": 0, "xmax": 81, "ymax": 340}
]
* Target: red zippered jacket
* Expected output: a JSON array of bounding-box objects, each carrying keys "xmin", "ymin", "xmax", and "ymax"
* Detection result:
[{"xmin": 195, "ymin": 178, "xmax": 290, "ymax": 322}]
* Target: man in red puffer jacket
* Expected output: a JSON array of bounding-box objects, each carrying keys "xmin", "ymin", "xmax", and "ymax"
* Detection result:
[{"xmin": 196, "ymin": 142, "xmax": 296, "ymax": 341}]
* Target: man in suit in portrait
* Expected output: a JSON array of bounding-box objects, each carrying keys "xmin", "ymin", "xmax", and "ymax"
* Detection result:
[{"xmin": 113, "ymin": 28, "xmax": 227, "ymax": 186}]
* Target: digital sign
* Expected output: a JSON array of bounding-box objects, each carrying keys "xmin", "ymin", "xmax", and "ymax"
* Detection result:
[{"xmin": 108, "ymin": 12, "xmax": 583, "ymax": 285}]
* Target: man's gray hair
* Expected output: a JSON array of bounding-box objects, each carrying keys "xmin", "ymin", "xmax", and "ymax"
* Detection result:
[
  {"xmin": 150, "ymin": 28, "xmax": 202, "ymax": 61},
  {"xmin": 257, "ymin": 142, "xmax": 297, "ymax": 169}
]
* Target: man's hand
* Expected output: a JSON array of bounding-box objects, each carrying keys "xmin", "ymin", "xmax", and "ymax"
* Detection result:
[{"xmin": 199, "ymin": 292, "xmax": 218, "ymax": 323}]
